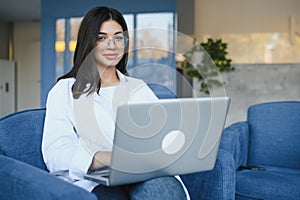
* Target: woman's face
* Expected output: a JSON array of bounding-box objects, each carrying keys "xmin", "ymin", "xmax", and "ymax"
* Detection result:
[{"xmin": 94, "ymin": 20, "xmax": 126, "ymax": 70}]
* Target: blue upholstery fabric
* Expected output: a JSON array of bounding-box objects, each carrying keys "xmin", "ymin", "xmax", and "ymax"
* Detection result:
[
  {"xmin": 0, "ymin": 155, "xmax": 97, "ymax": 200},
  {"xmin": 181, "ymin": 149, "xmax": 235, "ymax": 200},
  {"xmin": 236, "ymin": 167, "xmax": 300, "ymax": 200},
  {"xmin": 235, "ymin": 194, "xmax": 258, "ymax": 200},
  {"xmin": 0, "ymin": 109, "xmax": 47, "ymax": 170},
  {"xmin": 195, "ymin": 101, "xmax": 300, "ymax": 200},
  {"xmin": 219, "ymin": 122, "xmax": 249, "ymax": 169},
  {"xmin": 247, "ymin": 102, "xmax": 300, "ymax": 168},
  {"xmin": 0, "ymin": 109, "xmax": 97, "ymax": 200}
]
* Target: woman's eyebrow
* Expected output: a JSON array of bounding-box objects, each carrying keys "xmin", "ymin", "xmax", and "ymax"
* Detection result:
[
  {"xmin": 98, "ymin": 31, "xmax": 123, "ymax": 35},
  {"xmin": 98, "ymin": 32, "xmax": 107, "ymax": 35},
  {"xmin": 114, "ymin": 31, "xmax": 123, "ymax": 35}
]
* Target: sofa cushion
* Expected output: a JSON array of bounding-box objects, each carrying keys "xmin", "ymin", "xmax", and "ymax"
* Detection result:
[
  {"xmin": 181, "ymin": 149, "xmax": 235, "ymax": 200},
  {"xmin": 0, "ymin": 155, "xmax": 97, "ymax": 200},
  {"xmin": 236, "ymin": 167, "xmax": 300, "ymax": 200},
  {"xmin": 247, "ymin": 101, "xmax": 300, "ymax": 169},
  {"xmin": 0, "ymin": 109, "xmax": 47, "ymax": 171}
]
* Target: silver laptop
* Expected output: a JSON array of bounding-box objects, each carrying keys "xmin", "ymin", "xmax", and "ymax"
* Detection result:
[{"xmin": 84, "ymin": 97, "xmax": 230, "ymax": 186}]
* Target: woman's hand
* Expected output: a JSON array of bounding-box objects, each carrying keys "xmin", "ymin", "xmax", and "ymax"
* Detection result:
[{"xmin": 89, "ymin": 151, "xmax": 112, "ymax": 171}]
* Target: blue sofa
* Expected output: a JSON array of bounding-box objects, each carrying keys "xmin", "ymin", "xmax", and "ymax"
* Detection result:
[
  {"xmin": 0, "ymin": 109, "xmax": 97, "ymax": 200},
  {"xmin": 188, "ymin": 101, "xmax": 300, "ymax": 200},
  {"xmin": 6, "ymin": 102, "xmax": 298, "ymax": 200}
]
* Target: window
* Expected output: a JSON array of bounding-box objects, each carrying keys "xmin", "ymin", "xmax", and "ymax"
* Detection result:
[
  {"xmin": 128, "ymin": 13, "xmax": 176, "ymax": 98},
  {"xmin": 55, "ymin": 12, "xmax": 176, "ymax": 98},
  {"xmin": 55, "ymin": 17, "xmax": 82, "ymax": 78},
  {"xmin": 55, "ymin": 18, "xmax": 65, "ymax": 78}
]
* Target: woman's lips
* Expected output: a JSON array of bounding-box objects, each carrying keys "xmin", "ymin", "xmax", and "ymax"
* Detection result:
[{"xmin": 103, "ymin": 53, "xmax": 118, "ymax": 60}]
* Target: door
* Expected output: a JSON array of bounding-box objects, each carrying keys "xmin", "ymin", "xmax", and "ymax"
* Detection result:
[{"xmin": 0, "ymin": 59, "xmax": 16, "ymax": 117}]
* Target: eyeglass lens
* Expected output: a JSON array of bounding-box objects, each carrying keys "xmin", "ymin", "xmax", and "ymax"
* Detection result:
[{"xmin": 98, "ymin": 36, "xmax": 128, "ymax": 48}]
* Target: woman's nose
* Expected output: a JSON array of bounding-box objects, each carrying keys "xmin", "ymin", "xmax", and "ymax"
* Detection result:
[{"xmin": 106, "ymin": 38, "xmax": 116, "ymax": 49}]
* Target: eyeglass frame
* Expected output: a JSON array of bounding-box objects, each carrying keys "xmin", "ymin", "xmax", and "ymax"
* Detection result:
[{"xmin": 96, "ymin": 33, "xmax": 129, "ymax": 49}]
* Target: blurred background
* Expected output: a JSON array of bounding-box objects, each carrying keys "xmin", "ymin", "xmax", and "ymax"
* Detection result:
[{"xmin": 0, "ymin": 0, "xmax": 299, "ymax": 126}]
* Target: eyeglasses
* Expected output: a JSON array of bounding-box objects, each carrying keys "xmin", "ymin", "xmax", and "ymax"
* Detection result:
[{"xmin": 96, "ymin": 35, "xmax": 128, "ymax": 49}]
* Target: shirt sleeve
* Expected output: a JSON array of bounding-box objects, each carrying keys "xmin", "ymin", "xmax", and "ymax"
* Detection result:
[{"xmin": 41, "ymin": 80, "xmax": 96, "ymax": 180}]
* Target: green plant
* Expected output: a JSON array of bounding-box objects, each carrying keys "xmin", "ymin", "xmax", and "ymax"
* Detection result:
[{"xmin": 182, "ymin": 38, "xmax": 234, "ymax": 94}]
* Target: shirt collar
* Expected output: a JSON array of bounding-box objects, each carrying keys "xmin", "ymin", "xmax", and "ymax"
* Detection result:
[{"xmin": 116, "ymin": 69, "xmax": 128, "ymax": 83}]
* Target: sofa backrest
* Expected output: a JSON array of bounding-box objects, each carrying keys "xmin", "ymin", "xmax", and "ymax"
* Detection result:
[
  {"xmin": 0, "ymin": 108, "xmax": 47, "ymax": 171},
  {"xmin": 247, "ymin": 101, "xmax": 300, "ymax": 169}
]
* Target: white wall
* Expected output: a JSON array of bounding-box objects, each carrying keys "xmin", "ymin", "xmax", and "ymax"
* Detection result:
[
  {"xmin": 194, "ymin": 0, "xmax": 300, "ymax": 36},
  {"xmin": 13, "ymin": 22, "xmax": 41, "ymax": 111},
  {"xmin": 191, "ymin": 63, "xmax": 300, "ymax": 126},
  {"xmin": 222, "ymin": 64, "xmax": 300, "ymax": 126}
]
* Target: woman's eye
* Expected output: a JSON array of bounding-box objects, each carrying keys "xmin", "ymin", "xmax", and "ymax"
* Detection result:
[
  {"xmin": 114, "ymin": 36, "xmax": 124, "ymax": 41},
  {"xmin": 97, "ymin": 36, "xmax": 106, "ymax": 41}
]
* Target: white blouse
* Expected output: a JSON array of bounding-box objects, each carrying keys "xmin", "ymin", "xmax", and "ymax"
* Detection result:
[
  {"xmin": 42, "ymin": 70, "xmax": 189, "ymax": 199},
  {"xmin": 42, "ymin": 70, "xmax": 158, "ymax": 191}
]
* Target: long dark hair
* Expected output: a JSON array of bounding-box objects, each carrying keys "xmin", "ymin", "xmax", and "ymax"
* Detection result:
[{"xmin": 57, "ymin": 6, "xmax": 129, "ymax": 99}]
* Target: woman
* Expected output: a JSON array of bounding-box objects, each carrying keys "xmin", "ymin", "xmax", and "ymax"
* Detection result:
[{"xmin": 42, "ymin": 6, "xmax": 188, "ymax": 199}]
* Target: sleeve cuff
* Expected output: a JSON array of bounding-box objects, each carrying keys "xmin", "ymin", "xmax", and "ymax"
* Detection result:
[{"xmin": 69, "ymin": 142, "xmax": 98, "ymax": 180}]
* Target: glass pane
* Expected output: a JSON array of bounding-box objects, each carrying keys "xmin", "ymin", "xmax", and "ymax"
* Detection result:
[
  {"xmin": 136, "ymin": 13, "xmax": 174, "ymax": 63},
  {"xmin": 55, "ymin": 18, "xmax": 65, "ymax": 79},
  {"xmin": 131, "ymin": 12, "xmax": 176, "ymax": 98},
  {"xmin": 123, "ymin": 14, "xmax": 135, "ymax": 66},
  {"xmin": 123, "ymin": 14, "xmax": 134, "ymax": 31},
  {"xmin": 69, "ymin": 17, "xmax": 83, "ymax": 67}
]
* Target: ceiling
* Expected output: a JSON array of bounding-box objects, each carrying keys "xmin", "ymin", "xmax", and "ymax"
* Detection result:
[{"xmin": 0, "ymin": 0, "xmax": 40, "ymax": 22}]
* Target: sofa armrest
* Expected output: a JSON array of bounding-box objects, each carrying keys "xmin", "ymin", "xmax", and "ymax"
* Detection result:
[
  {"xmin": 0, "ymin": 155, "xmax": 97, "ymax": 200},
  {"xmin": 180, "ymin": 149, "xmax": 235, "ymax": 200},
  {"xmin": 220, "ymin": 122, "xmax": 249, "ymax": 169}
]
